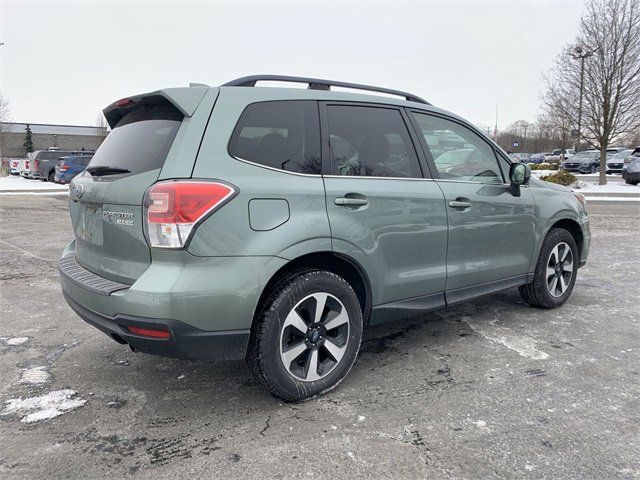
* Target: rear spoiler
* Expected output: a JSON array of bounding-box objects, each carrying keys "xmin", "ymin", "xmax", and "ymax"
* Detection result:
[{"xmin": 103, "ymin": 86, "xmax": 212, "ymax": 129}]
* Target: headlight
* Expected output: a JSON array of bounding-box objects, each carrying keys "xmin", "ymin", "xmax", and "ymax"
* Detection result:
[{"xmin": 572, "ymin": 192, "xmax": 587, "ymax": 210}]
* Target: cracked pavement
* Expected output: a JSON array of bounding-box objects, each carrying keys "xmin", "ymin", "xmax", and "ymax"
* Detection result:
[{"xmin": 0, "ymin": 195, "xmax": 638, "ymax": 479}]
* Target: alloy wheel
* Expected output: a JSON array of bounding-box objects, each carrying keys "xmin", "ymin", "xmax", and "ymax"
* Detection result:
[
  {"xmin": 546, "ymin": 242, "xmax": 574, "ymax": 297},
  {"xmin": 279, "ymin": 292, "xmax": 350, "ymax": 382}
]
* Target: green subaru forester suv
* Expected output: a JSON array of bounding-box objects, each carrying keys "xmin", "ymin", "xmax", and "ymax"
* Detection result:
[{"xmin": 59, "ymin": 75, "xmax": 590, "ymax": 401}]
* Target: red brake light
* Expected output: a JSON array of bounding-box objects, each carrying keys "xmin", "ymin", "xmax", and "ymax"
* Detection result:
[
  {"xmin": 144, "ymin": 181, "xmax": 236, "ymax": 248},
  {"xmin": 115, "ymin": 97, "xmax": 136, "ymax": 107},
  {"xmin": 34, "ymin": 160, "xmax": 39, "ymax": 169},
  {"xmin": 126, "ymin": 326, "xmax": 170, "ymax": 339},
  {"xmin": 60, "ymin": 165, "xmax": 69, "ymax": 171}
]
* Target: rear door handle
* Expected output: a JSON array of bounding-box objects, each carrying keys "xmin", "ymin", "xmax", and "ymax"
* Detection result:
[
  {"xmin": 335, "ymin": 197, "xmax": 368, "ymax": 206},
  {"xmin": 448, "ymin": 199, "xmax": 471, "ymax": 210}
]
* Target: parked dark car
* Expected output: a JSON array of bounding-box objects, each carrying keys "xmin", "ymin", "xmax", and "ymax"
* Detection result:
[
  {"xmin": 54, "ymin": 154, "xmax": 94, "ymax": 184},
  {"xmin": 560, "ymin": 150, "xmax": 601, "ymax": 173},
  {"xmin": 29, "ymin": 149, "xmax": 94, "ymax": 182},
  {"xmin": 622, "ymin": 147, "xmax": 640, "ymax": 185}
]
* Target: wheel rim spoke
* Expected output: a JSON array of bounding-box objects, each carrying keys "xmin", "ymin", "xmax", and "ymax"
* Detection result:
[
  {"xmin": 323, "ymin": 309, "xmax": 349, "ymax": 331},
  {"xmin": 282, "ymin": 342, "xmax": 307, "ymax": 366},
  {"xmin": 564, "ymin": 260, "xmax": 573, "ymax": 272},
  {"xmin": 546, "ymin": 266, "xmax": 556, "ymax": 279},
  {"xmin": 305, "ymin": 349, "xmax": 321, "ymax": 381},
  {"xmin": 283, "ymin": 309, "xmax": 308, "ymax": 334},
  {"xmin": 550, "ymin": 245, "xmax": 559, "ymax": 266},
  {"xmin": 323, "ymin": 337, "xmax": 346, "ymax": 363},
  {"xmin": 549, "ymin": 276, "xmax": 559, "ymax": 295},
  {"xmin": 560, "ymin": 245, "xmax": 570, "ymax": 261},
  {"xmin": 559, "ymin": 274, "xmax": 567, "ymax": 294},
  {"xmin": 313, "ymin": 293, "xmax": 328, "ymax": 324}
]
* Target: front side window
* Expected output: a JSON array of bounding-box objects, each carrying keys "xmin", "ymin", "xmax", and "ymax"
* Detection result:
[
  {"xmin": 326, "ymin": 105, "xmax": 422, "ymax": 178},
  {"xmin": 411, "ymin": 112, "xmax": 503, "ymax": 183},
  {"xmin": 228, "ymin": 101, "xmax": 321, "ymax": 175}
]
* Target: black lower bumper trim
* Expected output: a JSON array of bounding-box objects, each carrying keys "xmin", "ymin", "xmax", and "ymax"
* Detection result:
[{"xmin": 63, "ymin": 292, "xmax": 250, "ymax": 361}]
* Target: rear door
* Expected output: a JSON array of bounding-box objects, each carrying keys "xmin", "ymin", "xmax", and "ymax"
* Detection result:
[
  {"xmin": 409, "ymin": 111, "xmax": 536, "ymax": 300},
  {"xmin": 321, "ymin": 103, "xmax": 448, "ymax": 312},
  {"xmin": 69, "ymin": 89, "xmax": 215, "ymax": 283}
]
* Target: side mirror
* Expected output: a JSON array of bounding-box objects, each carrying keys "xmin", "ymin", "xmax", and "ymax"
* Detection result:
[{"xmin": 509, "ymin": 163, "xmax": 530, "ymax": 196}]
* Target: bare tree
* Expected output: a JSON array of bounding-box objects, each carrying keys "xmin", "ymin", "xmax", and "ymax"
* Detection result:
[
  {"xmin": 0, "ymin": 94, "xmax": 10, "ymax": 161},
  {"xmin": 95, "ymin": 112, "xmax": 109, "ymax": 138},
  {"xmin": 543, "ymin": 0, "xmax": 640, "ymax": 184}
]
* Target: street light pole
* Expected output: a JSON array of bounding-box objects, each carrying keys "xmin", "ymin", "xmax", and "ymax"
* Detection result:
[{"xmin": 571, "ymin": 46, "xmax": 594, "ymax": 152}]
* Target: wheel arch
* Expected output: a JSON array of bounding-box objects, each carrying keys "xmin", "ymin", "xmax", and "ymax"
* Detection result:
[
  {"xmin": 548, "ymin": 218, "xmax": 584, "ymax": 259},
  {"xmin": 253, "ymin": 251, "xmax": 373, "ymax": 327}
]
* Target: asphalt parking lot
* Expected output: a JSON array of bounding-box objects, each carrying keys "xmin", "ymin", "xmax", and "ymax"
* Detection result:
[{"xmin": 0, "ymin": 195, "xmax": 638, "ymax": 479}]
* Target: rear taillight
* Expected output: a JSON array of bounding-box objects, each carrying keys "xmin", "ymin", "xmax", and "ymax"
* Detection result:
[
  {"xmin": 60, "ymin": 165, "xmax": 69, "ymax": 171},
  {"xmin": 144, "ymin": 180, "xmax": 236, "ymax": 248},
  {"xmin": 624, "ymin": 157, "xmax": 632, "ymax": 164},
  {"xmin": 34, "ymin": 160, "xmax": 39, "ymax": 169}
]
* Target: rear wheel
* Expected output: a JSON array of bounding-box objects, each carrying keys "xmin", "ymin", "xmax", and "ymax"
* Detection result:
[
  {"xmin": 246, "ymin": 269, "xmax": 363, "ymax": 401},
  {"xmin": 519, "ymin": 228, "xmax": 578, "ymax": 309},
  {"xmin": 48, "ymin": 172, "xmax": 55, "ymax": 182}
]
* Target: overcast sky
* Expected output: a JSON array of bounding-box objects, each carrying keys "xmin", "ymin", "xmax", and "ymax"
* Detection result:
[{"xmin": 0, "ymin": 0, "xmax": 585, "ymax": 130}]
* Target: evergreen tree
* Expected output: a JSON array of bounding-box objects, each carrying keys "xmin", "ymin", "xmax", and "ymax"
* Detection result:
[{"xmin": 23, "ymin": 124, "xmax": 34, "ymax": 154}]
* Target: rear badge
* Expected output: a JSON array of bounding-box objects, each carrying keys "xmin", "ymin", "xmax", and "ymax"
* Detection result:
[{"xmin": 103, "ymin": 210, "xmax": 135, "ymax": 226}]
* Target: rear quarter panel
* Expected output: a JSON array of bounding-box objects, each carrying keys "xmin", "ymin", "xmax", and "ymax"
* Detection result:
[{"xmin": 187, "ymin": 88, "xmax": 331, "ymax": 258}]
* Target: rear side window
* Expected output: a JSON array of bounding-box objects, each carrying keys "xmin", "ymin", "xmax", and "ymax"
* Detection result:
[
  {"xmin": 326, "ymin": 105, "xmax": 422, "ymax": 178},
  {"xmin": 87, "ymin": 103, "xmax": 182, "ymax": 176},
  {"xmin": 228, "ymin": 101, "xmax": 321, "ymax": 175}
]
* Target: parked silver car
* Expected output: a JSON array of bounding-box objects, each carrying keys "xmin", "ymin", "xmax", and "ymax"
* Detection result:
[
  {"xmin": 622, "ymin": 147, "xmax": 640, "ymax": 185},
  {"xmin": 606, "ymin": 149, "xmax": 633, "ymax": 174}
]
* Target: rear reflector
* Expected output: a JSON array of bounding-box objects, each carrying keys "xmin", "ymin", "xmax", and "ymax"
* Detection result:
[
  {"xmin": 144, "ymin": 180, "xmax": 236, "ymax": 248},
  {"xmin": 126, "ymin": 325, "xmax": 171, "ymax": 339}
]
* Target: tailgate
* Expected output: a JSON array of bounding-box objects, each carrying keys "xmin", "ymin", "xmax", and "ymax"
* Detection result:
[{"xmin": 69, "ymin": 87, "xmax": 216, "ymax": 284}]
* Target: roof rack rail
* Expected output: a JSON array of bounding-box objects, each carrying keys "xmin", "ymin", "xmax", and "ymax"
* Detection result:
[{"xmin": 221, "ymin": 75, "xmax": 430, "ymax": 105}]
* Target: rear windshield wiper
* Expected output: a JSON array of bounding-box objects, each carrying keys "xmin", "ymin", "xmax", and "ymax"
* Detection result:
[{"xmin": 86, "ymin": 166, "xmax": 131, "ymax": 176}]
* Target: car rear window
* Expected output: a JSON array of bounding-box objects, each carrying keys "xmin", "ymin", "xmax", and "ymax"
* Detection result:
[
  {"xmin": 87, "ymin": 103, "xmax": 182, "ymax": 176},
  {"xmin": 38, "ymin": 151, "xmax": 72, "ymax": 160},
  {"xmin": 228, "ymin": 101, "xmax": 321, "ymax": 175}
]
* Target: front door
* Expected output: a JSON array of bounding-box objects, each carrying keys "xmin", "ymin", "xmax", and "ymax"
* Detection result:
[
  {"xmin": 321, "ymin": 103, "xmax": 448, "ymax": 311},
  {"xmin": 409, "ymin": 111, "xmax": 536, "ymax": 299}
]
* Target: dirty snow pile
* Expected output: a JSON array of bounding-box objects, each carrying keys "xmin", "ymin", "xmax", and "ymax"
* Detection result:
[
  {"xmin": 2, "ymin": 390, "xmax": 86, "ymax": 423},
  {"xmin": 0, "ymin": 337, "xmax": 30, "ymax": 346}
]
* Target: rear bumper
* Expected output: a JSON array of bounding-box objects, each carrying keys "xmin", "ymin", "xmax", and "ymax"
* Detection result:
[
  {"xmin": 63, "ymin": 291, "xmax": 249, "ymax": 361},
  {"xmin": 622, "ymin": 170, "xmax": 640, "ymax": 181},
  {"xmin": 59, "ymin": 242, "xmax": 288, "ymax": 360}
]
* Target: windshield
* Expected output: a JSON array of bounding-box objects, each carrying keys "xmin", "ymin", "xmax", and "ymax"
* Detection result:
[
  {"xmin": 87, "ymin": 103, "xmax": 182, "ymax": 176},
  {"xmin": 611, "ymin": 150, "xmax": 632, "ymax": 159}
]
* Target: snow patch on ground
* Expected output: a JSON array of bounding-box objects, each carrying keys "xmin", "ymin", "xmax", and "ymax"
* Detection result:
[
  {"xmin": 2, "ymin": 390, "xmax": 86, "ymax": 423},
  {"xmin": 463, "ymin": 317, "xmax": 549, "ymax": 360},
  {"xmin": 20, "ymin": 366, "xmax": 50, "ymax": 384},
  {"xmin": 4, "ymin": 337, "xmax": 29, "ymax": 346},
  {"xmin": 0, "ymin": 175, "xmax": 68, "ymax": 191},
  {"xmin": 573, "ymin": 179, "xmax": 639, "ymax": 194}
]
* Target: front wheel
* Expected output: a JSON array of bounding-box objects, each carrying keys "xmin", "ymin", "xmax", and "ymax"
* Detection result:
[
  {"xmin": 246, "ymin": 270, "xmax": 363, "ymax": 401},
  {"xmin": 519, "ymin": 228, "xmax": 579, "ymax": 309}
]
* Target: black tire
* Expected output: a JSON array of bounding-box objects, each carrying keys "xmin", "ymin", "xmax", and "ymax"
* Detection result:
[
  {"xmin": 626, "ymin": 179, "xmax": 639, "ymax": 185},
  {"xmin": 246, "ymin": 269, "xmax": 363, "ymax": 402},
  {"xmin": 519, "ymin": 228, "xmax": 579, "ymax": 309}
]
